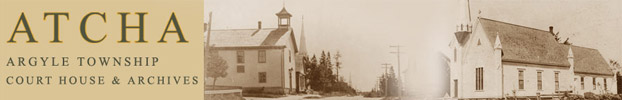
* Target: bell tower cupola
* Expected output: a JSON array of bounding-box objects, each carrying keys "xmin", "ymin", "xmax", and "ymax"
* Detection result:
[{"xmin": 276, "ymin": 7, "xmax": 292, "ymax": 29}]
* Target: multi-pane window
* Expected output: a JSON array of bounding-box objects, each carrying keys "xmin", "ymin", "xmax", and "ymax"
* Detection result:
[
  {"xmin": 237, "ymin": 65, "xmax": 245, "ymax": 73},
  {"xmin": 581, "ymin": 77, "xmax": 584, "ymax": 90},
  {"xmin": 476, "ymin": 67, "xmax": 483, "ymax": 90},
  {"xmin": 518, "ymin": 70, "xmax": 524, "ymax": 90},
  {"xmin": 592, "ymin": 77, "xmax": 596, "ymax": 90},
  {"xmin": 237, "ymin": 51, "xmax": 244, "ymax": 63},
  {"xmin": 258, "ymin": 50, "xmax": 266, "ymax": 63},
  {"xmin": 280, "ymin": 18, "xmax": 288, "ymax": 25},
  {"xmin": 605, "ymin": 79, "xmax": 608, "ymax": 90},
  {"xmin": 288, "ymin": 50, "xmax": 292, "ymax": 63},
  {"xmin": 537, "ymin": 71, "xmax": 542, "ymax": 90},
  {"xmin": 555, "ymin": 72, "xmax": 559, "ymax": 90},
  {"xmin": 259, "ymin": 72, "xmax": 267, "ymax": 83}
]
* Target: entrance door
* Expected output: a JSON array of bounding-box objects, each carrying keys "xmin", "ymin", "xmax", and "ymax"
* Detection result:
[{"xmin": 296, "ymin": 72, "xmax": 301, "ymax": 93}]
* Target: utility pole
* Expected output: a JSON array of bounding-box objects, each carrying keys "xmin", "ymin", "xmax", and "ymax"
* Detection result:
[
  {"xmin": 204, "ymin": 12, "xmax": 213, "ymax": 79},
  {"xmin": 381, "ymin": 63, "xmax": 391, "ymax": 97},
  {"xmin": 203, "ymin": 12, "xmax": 212, "ymax": 53},
  {"xmin": 348, "ymin": 72, "xmax": 352, "ymax": 85},
  {"xmin": 390, "ymin": 45, "xmax": 403, "ymax": 97}
]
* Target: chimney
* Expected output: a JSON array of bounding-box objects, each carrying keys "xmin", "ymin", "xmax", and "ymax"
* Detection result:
[
  {"xmin": 549, "ymin": 26, "xmax": 554, "ymax": 34},
  {"xmin": 258, "ymin": 21, "xmax": 262, "ymax": 29}
]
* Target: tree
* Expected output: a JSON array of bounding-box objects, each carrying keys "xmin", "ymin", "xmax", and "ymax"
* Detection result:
[
  {"xmin": 610, "ymin": 59, "xmax": 622, "ymax": 94},
  {"xmin": 206, "ymin": 51, "xmax": 228, "ymax": 89},
  {"xmin": 323, "ymin": 51, "xmax": 336, "ymax": 92},
  {"xmin": 302, "ymin": 56, "xmax": 311, "ymax": 90},
  {"xmin": 304, "ymin": 55, "xmax": 320, "ymax": 91},
  {"xmin": 334, "ymin": 51, "xmax": 342, "ymax": 81},
  {"xmin": 549, "ymin": 29, "xmax": 571, "ymax": 45},
  {"xmin": 610, "ymin": 59, "xmax": 620, "ymax": 71},
  {"xmin": 303, "ymin": 51, "xmax": 356, "ymax": 95},
  {"xmin": 377, "ymin": 66, "xmax": 399, "ymax": 97},
  {"xmin": 318, "ymin": 51, "xmax": 332, "ymax": 92}
]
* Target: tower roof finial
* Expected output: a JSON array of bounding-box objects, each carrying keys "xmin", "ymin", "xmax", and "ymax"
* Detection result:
[{"xmin": 276, "ymin": 7, "xmax": 292, "ymax": 17}]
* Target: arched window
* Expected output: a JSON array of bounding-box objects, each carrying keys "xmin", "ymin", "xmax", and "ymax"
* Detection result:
[{"xmin": 453, "ymin": 48, "xmax": 457, "ymax": 62}]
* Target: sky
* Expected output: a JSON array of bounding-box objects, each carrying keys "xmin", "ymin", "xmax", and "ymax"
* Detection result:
[{"xmin": 205, "ymin": 0, "xmax": 622, "ymax": 97}]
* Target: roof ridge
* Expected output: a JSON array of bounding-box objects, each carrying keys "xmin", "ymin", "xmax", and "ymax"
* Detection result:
[
  {"xmin": 479, "ymin": 17, "xmax": 552, "ymax": 34},
  {"xmin": 567, "ymin": 44, "xmax": 599, "ymax": 51},
  {"xmin": 211, "ymin": 28, "xmax": 278, "ymax": 31}
]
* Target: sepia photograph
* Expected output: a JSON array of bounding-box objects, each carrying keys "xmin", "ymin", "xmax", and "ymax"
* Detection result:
[{"xmin": 204, "ymin": 0, "xmax": 622, "ymax": 100}]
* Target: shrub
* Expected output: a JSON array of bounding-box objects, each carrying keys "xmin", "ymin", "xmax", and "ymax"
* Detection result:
[
  {"xmin": 584, "ymin": 92, "xmax": 597, "ymax": 99},
  {"xmin": 565, "ymin": 94, "xmax": 583, "ymax": 100},
  {"xmin": 577, "ymin": 92, "xmax": 622, "ymax": 100},
  {"xmin": 598, "ymin": 93, "xmax": 622, "ymax": 100},
  {"xmin": 241, "ymin": 87, "xmax": 285, "ymax": 98}
]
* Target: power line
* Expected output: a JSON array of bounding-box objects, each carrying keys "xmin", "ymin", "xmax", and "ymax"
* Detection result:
[{"xmin": 390, "ymin": 45, "xmax": 403, "ymax": 98}]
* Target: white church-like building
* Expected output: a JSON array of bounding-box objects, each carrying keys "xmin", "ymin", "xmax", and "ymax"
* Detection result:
[{"xmin": 449, "ymin": 17, "xmax": 616, "ymax": 99}]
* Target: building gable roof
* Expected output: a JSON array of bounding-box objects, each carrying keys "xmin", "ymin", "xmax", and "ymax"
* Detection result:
[
  {"xmin": 478, "ymin": 17, "xmax": 612, "ymax": 75},
  {"xmin": 479, "ymin": 18, "xmax": 570, "ymax": 67},
  {"xmin": 210, "ymin": 28, "xmax": 296, "ymax": 50},
  {"xmin": 261, "ymin": 29, "xmax": 289, "ymax": 45},
  {"xmin": 570, "ymin": 46, "xmax": 613, "ymax": 75}
]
